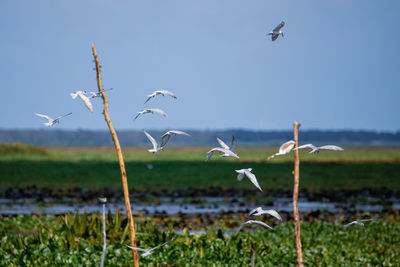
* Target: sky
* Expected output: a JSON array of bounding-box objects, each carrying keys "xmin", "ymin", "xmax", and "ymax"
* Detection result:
[{"xmin": 0, "ymin": 1, "xmax": 399, "ymax": 131}]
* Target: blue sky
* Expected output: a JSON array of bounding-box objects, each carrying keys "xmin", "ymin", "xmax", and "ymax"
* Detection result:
[{"xmin": 0, "ymin": 1, "xmax": 399, "ymax": 131}]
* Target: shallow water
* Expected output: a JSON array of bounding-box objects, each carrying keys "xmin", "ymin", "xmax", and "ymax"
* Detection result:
[{"xmin": 0, "ymin": 197, "xmax": 397, "ymax": 215}]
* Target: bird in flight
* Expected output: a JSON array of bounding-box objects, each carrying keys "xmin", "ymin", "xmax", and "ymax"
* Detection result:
[
  {"xmin": 134, "ymin": 108, "xmax": 168, "ymax": 120},
  {"xmin": 343, "ymin": 219, "xmax": 378, "ymax": 228},
  {"xmin": 35, "ymin": 112, "xmax": 72, "ymax": 127},
  {"xmin": 236, "ymin": 168, "xmax": 263, "ymax": 191},
  {"xmin": 206, "ymin": 147, "xmax": 240, "ymax": 161},
  {"xmin": 126, "ymin": 238, "xmax": 174, "ymax": 257},
  {"xmin": 267, "ymin": 21, "xmax": 285, "ymax": 41},
  {"xmin": 267, "ymin": 140, "xmax": 295, "ymax": 160},
  {"xmin": 144, "ymin": 90, "xmax": 177, "ymax": 104},
  {"xmin": 233, "ymin": 220, "xmax": 273, "ymax": 236},
  {"xmin": 143, "ymin": 131, "xmax": 163, "ymax": 153},
  {"xmin": 216, "ymin": 136, "xmax": 237, "ymax": 156},
  {"xmin": 70, "ymin": 91, "xmax": 94, "ymax": 113},
  {"xmin": 160, "ymin": 130, "xmax": 191, "ymax": 148},
  {"xmin": 248, "ymin": 207, "xmax": 282, "ymax": 221},
  {"xmin": 293, "ymin": 144, "xmax": 344, "ymax": 154}
]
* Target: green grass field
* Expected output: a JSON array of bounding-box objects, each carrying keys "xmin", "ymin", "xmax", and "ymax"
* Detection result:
[
  {"xmin": 1, "ymin": 213, "xmax": 399, "ymax": 266},
  {"xmin": 0, "ymin": 145, "xmax": 399, "ymax": 191}
]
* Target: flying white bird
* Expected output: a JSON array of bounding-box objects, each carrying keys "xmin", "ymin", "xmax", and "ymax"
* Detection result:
[
  {"xmin": 267, "ymin": 21, "xmax": 285, "ymax": 41},
  {"xmin": 35, "ymin": 112, "xmax": 72, "ymax": 127},
  {"xmin": 70, "ymin": 91, "xmax": 93, "ymax": 113},
  {"xmin": 233, "ymin": 220, "xmax": 273, "ymax": 236},
  {"xmin": 267, "ymin": 140, "xmax": 295, "ymax": 160},
  {"xmin": 134, "ymin": 108, "xmax": 168, "ymax": 120},
  {"xmin": 293, "ymin": 144, "xmax": 344, "ymax": 154},
  {"xmin": 343, "ymin": 219, "xmax": 378, "ymax": 228},
  {"xmin": 160, "ymin": 130, "xmax": 191, "ymax": 148},
  {"xmin": 236, "ymin": 168, "xmax": 263, "ymax": 192},
  {"xmin": 216, "ymin": 136, "xmax": 237, "ymax": 156},
  {"xmin": 143, "ymin": 131, "xmax": 163, "ymax": 153},
  {"xmin": 126, "ymin": 238, "xmax": 174, "ymax": 257},
  {"xmin": 248, "ymin": 207, "xmax": 282, "ymax": 221},
  {"xmin": 206, "ymin": 147, "xmax": 240, "ymax": 161},
  {"xmin": 144, "ymin": 90, "xmax": 177, "ymax": 104}
]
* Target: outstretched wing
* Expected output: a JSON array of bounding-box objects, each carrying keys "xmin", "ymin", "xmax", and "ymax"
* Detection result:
[
  {"xmin": 159, "ymin": 90, "xmax": 177, "ymax": 99},
  {"xmin": 319, "ymin": 145, "xmax": 344, "ymax": 151},
  {"xmin": 35, "ymin": 113, "xmax": 52, "ymax": 121},
  {"xmin": 293, "ymin": 144, "xmax": 316, "ymax": 151},
  {"xmin": 248, "ymin": 207, "xmax": 262, "ymax": 216},
  {"xmin": 150, "ymin": 108, "xmax": 168, "ymax": 117},
  {"xmin": 260, "ymin": 209, "xmax": 282, "ymax": 221},
  {"xmin": 279, "ymin": 140, "xmax": 295, "ymax": 154},
  {"xmin": 248, "ymin": 220, "xmax": 273, "ymax": 230},
  {"xmin": 168, "ymin": 130, "xmax": 190, "ymax": 136},
  {"xmin": 216, "ymin": 137, "xmax": 229, "ymax": 150},
  {"xmin": 273, "ymin": 21, "xmax": 285, "ymax": 32},
  {"xmin": 343, "ymin": 221, "xmax": 356, "ymax": 228},
  {"xmin": 230, "ymin": 136, "xmax": 237, "ymax": 152},
  {"xmin": 144, "ymin": 131, "xmax": 158, "ymax": 149},
  {"xmin": 244, "ymin": 169, "xmax": 263, "ymax": 191},
  {"xmin": 150, "ymin": 238, "xmax": 174, "ymax": 251},
  {"xmin": 55, "ymin": 112, "xmax": 72, "ymax": 120},
  {"xmin": 78, "ymin": 93, "xmax": 93, "ymax": 113},
  {"xmin": 125, "ymin": 245, "xmax": 147, "ymax": 252},
  {"xmin": 160, "ymin": 133, "xmax": 171, "ymax": 148}
]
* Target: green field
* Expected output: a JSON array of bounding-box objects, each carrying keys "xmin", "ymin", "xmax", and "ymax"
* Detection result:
[
  {"xmin": 0, "ymin": 145, "xmax": 399, "ymax": 191},
  {"xmin": 1, "ymin": 213, "xmax": 399, "ymax": 266}
]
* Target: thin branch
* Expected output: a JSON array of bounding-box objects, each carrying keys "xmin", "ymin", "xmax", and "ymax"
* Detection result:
[
  {"xmin": 92, "ymin": 43, "xmax": 140, "ymax": 267},
  {"xmin": 293, "ymin": 121, "xmax": 304, "ymax": 267}
]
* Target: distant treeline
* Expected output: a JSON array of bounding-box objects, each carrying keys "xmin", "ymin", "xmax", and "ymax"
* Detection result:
[{"xmin": 0, "ymin": 129, "xmax": 399, "ymax": 147}]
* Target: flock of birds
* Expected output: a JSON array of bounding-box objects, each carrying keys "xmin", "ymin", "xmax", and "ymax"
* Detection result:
[{"xmin": 32, "ymin": 21, "xmax": 378, "ymax": 258}]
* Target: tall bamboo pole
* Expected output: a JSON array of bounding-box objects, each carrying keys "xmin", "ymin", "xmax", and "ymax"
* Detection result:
[
  {"xmin": 293, "ymin": 121, "xmax": 304, "ymax": 267},
  {"xmin": 92, "ymin": 43, "xmax": 140, "ymax": 267}
]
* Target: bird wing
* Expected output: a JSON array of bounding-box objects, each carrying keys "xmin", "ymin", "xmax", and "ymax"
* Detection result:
[
  {"xmin": 247, "ymin": 220, "xmax": 273, "ymax": 230},
  {"xmin": 144, "ymin": 131, "xmax": 158, "ymax": 149},
  {"xmin": 319, "ymin": 145, "xmax": 344, "ymax": 151},
  {"xmin": 159, "ymin": 90, "xmax": 177, "ymax": 99},
  {"xmin": 125, "ymin": 245, "xmax": 147, "ymax": 252},
  {"xmin": 78, "ymin": 93, "xmax": 93, "ymax": 113},
  {"xmin": 248, "ymin": 207, "xmax": 262, "ymax": 216},
  {"xmin": 70, "ymin": 91, "xmax": 79, "ymax": 99},
  {"xmin": 168, "ymin": 130, "xmax": 190, "ymax": 136},
  {"xmin": 230, "ymin": 136, "xmax": 237, "ymax": 152},
  {"xmin": 216, "ymin": 137, "xmax": 230, "ymax": 150},
  {"xmin": 55, "ymin": 112, "xmax": 72, "ymax": 120},
  {"xmin": 150, "ymin": 238, "xmax": 173, "ymax": 251},
  {"xmin": 294, "ymin": 144, "xmax": 316, "ymax": 151},
  {"xmin": 279, "ymin": 140, "xmax": 295, "ymax": 154},
  {"xmin": 160, "ymin": 133, "xmax": 171, "ymax": 148},
  {"xmin": 233, "ymin": 222, "xmax": 248, "ymax": 236},
  {"xmin": 273, "ymin": 21, "xmax": 285, "ymax": 32},
  {"xmin": 206, "ymin": 150, "xmax": 215, "ymax": 161},
  {"xmin": 261, "ymin": 209, "xmax": 282, "ymax": 221},
  {"xmin": 244, "ymin": 169, "xmax": 263, "ymax": 191},
  {"xmin": 35, "ymin": 113, "xmax": 52, "ymax": 121},
  {"xmin": 343, "ymin": 221, "xmax": 356, "ymax": 228},
  {"xmin": 150, "ymin": 108, "xmax": 167, "ymax": 117}
]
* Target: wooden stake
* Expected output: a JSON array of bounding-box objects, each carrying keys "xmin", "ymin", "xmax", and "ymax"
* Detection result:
[
  {"xmin": 293, "ymin": 121, "xmax": 304, "ymax": 267},
  {"xmin": 92, "ymin": 43, "xmax": 140, "ymax": 267}
]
